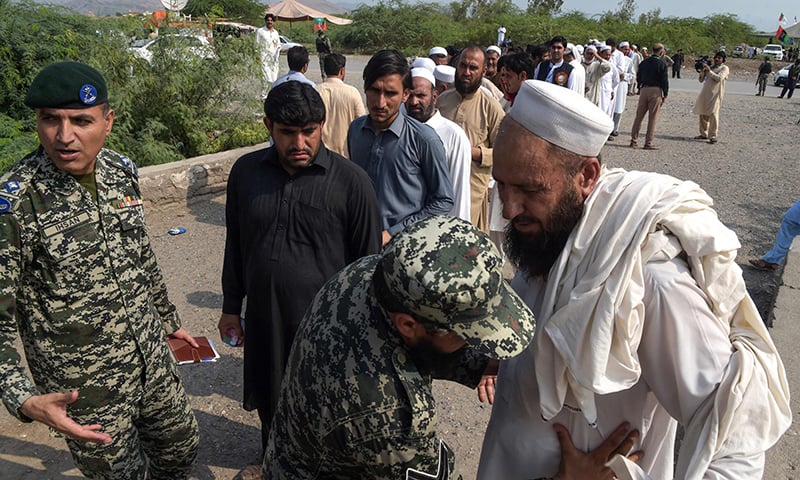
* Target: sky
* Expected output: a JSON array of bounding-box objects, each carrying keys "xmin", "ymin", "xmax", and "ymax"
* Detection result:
[{"xmin": 543, "ymin": 0, "xmax": 796, "ymax": 32}]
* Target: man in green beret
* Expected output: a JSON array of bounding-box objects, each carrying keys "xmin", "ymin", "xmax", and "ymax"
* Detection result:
[{"xmin": 0, "ymin": 61, "xmax": 200, "ymax": 479}]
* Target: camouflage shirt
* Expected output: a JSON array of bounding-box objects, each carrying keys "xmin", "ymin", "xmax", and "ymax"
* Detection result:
[
  {"xmin": 264, "ymin": 255, "xmax": 488, "ymax": 479},
  {"xmin": 0, "ymin": 147, "xmax": 181, "ymax": 421}
]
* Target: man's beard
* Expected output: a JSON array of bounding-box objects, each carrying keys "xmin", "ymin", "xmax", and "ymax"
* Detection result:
[
  {"xmin": 455, "ymin": 76, "xmax": 481, "ymax": 95},
  {"xmin": 504, "ymin": 184, "xmax": 585, "ymax": 278},
  {"xmin": 407, "ymin": 336, "xmax": 465, "ymax": 376},
  {"xmin": 407, "ymin": 102, "xmax": 435, "ymax": 123}
]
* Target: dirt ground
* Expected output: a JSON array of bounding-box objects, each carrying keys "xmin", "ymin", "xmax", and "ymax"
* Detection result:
[{"xmin": 1, "ymin": 59, "xmax": 799, "ymax": 479}]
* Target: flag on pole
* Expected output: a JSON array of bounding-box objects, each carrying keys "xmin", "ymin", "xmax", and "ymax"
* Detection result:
[
  {"xmin": 794, "ymin": 16, "xmax": 798, "ymax": 25},
  {"xmin": 314, "ymin": 17, "xmax": 327, "ymax": 31},
  {"xmin": 776, "ymin": 25, "xmax": 789, "ymax": 44},
  {"xmin": 779, "ymin": 12, "xmax": 786, "ymax": 23}
]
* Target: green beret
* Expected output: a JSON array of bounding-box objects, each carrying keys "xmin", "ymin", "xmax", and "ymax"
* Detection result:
[{"xmin": 24, "ymin": 61, "xmax": 108, "ymax": 109}]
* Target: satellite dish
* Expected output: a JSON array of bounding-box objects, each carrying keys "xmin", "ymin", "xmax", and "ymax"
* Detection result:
[{"xmin": 160, "ymin": 0, "xmax": 188, "ymax": 11}]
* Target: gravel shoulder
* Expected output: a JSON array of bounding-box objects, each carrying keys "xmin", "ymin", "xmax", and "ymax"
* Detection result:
[{"xmin": 1, "ymin": 60, "xmax": 798, "ymax": 479}]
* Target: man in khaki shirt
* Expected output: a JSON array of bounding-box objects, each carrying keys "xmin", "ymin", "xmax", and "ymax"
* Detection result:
[
  {"xmin": 437, "ymin": 46, "xmax": 505, "ymax": 232},
  {"xmin": 316, "ymin": 53, "xmax": 366, "ymax": 158}
]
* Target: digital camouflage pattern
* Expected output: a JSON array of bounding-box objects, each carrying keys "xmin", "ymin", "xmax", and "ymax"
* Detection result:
[
  {"xmin": 0, "ymin": 147, "xmax": 199, "ymax": 479},
  {"xmin": 380, "ymin": 215, "xmax": 536, "ymax": 359},
  {"xmin": 264, "ymin": 254, "xmax": 489, "ymax": 479}
]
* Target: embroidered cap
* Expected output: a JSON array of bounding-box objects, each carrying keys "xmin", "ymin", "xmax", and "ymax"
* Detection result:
[
  {"xmin": 411, "ymin": 67, "xmax": 436, "ymax": 87},
  {"xmin": 508, "ymin": 80, "xmax": 614, "ymax": 157},
  {"xmin": 434, "ymin": 65, "xmax": 456, "ymax": 84},
  {"xmin": 25, "ymin": 61, "xmax": 108, "ymax": 109},
  {"xmin": 429, "ymin": 46, "xmax": 448, "ymax": 57}
]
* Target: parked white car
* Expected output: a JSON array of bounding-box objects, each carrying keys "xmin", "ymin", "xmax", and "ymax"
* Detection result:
[
  {"xmin": 762, "ymin": 44, "xmax": 784, "ymax": 61},
  {"xmin": 279, "ymin": 35, "xmax": 303, "ymax": 53},
  {"xmin": 128, "ymin": 34, "xmax": 215, "ymax": 64},
  {"xmin": 774, "ymin": 65, "xmax": 799, "ymax": 86}
]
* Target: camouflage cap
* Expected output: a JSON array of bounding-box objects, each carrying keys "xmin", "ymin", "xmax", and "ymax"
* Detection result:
[
  {"xmin": 24, "ymin": 61, "xmax": 108, "ymax": 109},
  {"xmin": 380, "ymin": 216, "xmax": 536, "ymax": 359}
]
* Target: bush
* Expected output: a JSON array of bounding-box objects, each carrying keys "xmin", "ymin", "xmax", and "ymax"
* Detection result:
[{"xmin": 1, "ymin": 2, "xmax": 267, "ymax": 173}]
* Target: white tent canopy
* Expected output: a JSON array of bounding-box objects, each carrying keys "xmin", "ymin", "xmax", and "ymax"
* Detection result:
[{"xmin": 266, "ymin": 0, "xmax": 353, "ymax": 25}]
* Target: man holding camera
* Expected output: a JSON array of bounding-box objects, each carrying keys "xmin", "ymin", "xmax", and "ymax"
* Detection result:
[{"xmin": 692, "ymin": 51, "xmax": 729, "ymax": 144}]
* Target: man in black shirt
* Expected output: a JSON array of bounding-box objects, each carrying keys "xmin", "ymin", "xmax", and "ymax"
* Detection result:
[
  {"xmin": 630, "ymin": 43, "xmax": 669, "ymax": 150},
  {"xmin": 671, "ymin": 49, "xmax": 684, "ymax": 78},
  {"xmin": 219, "ymin": 81, "xmax": 382, "ymax": 477}
]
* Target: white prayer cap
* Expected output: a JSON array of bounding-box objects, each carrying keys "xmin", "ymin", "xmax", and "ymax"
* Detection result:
[
  {"xmin": 619, "ymin": 41, "xmax": 630, "ymax": 48},
  {"xmin": 599, "ymin": 44, "xmax": 611, "ymax": 53},
  {"xmin": 411, "ymin": 67, "xmax": 435, "ymax": 86},
  {"xmin": 434, "ymin": 64, "xmax": 455, "ymax": 83},
  {"xmin": 429, "ymin": 46, "xmax": 448, "ymax": 57},
  {"xmin": 585, "ymin": 44, "xmax": 597, "ymax": 52},
  {"xmin": 566, "ymin": 42, "xmax": 580, "ymax": 59},
  {"xmin": 632, "ymin": 44, "xmax": 638, "ymax": 49},
  {"xmin": 507, "ymin": 80, "xmax": 613, "ymax": 157},
  {"xmin": 486, "ymin": 45, "xmax": 502, "ymax": 55},
  {"xmin": 575, "ymin": 44, "xmax": 584, "ymax": 55},
  {"xmin": 411, "ymin": 57, "xmax": 436, "ymax": 72}
]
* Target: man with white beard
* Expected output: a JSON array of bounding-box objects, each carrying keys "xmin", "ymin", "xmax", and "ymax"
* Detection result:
[{"xmin": 597, "ymin": 45, "xmax": 619, "ymax": 127}]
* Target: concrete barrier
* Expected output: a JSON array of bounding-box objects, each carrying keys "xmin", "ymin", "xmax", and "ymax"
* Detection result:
[{"xmin": 137, "ymin": 142, "xmax": 269, "ymax": 209}]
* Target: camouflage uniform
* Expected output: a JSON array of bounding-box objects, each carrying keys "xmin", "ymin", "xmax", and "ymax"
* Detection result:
[
  {"xmin": 265, "ymin": 216, "xmax": 536, "ymax": 479},
  {"xmin": 0, "ymin": 147, "xmax": 199, "ymax": 479}
]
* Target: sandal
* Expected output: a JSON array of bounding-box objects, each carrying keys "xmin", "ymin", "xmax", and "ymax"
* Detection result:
[
  {"xmin": 693, "ymin": 135, "xmax": 708, "ymax": 140},
  {"xmin": 749, "ymin": 258, "xmax": 779, "ymax": 271}
]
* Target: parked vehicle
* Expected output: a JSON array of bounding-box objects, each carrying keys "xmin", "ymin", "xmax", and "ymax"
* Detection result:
[
  {"xmin": 732, "ymin": 46, "xmax": 745, "ymax": 57},
  {"xmin": 774, "ymin": 65, "xmax": 800, "ymax": 86},
  {"xmin": 763, "ymin": 44, "xmax": 785, "ymax": 61},
  {"xmin": 128, "ymin": 34, "xmax": 215, "ymax": 64},
  {"xmin": 279, "ymin": 35, "xmax": 302, "ymax": 53}
]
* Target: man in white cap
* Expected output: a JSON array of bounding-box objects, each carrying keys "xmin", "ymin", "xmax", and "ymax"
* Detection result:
[
  {"xmin": 429, "ymin": 46, "xmax": 449, "ymax": 65},
  {"xmin": 412, "ymin": 56, "xmax": 437, "ymax": 73},
  {"xmin": 406, "ymin": 67, "xmax": 472, "ymax": 222},
  {"xmin": 584, "ymin": 45, "xmax": 612, "ymax": 105},
  {"xmin": 563, "ymin": 43, "xmax": 585, "ymax": 96},
  {"xmin": 477, "ymin": 79, "xmax": 791, "ymax": 479},
  {"xmin": 597, "ymin": 44, "xmax": 620, "ymax": 120},
  {"xmin": 610, "ymin": 41, "xmax": 633, "ymax": 137},
  {"xmin": 438, "ymin": 46, "xmax": 506, "ymax": 233},
  {"xmin": 433, "ymin": 64, "xmax": 455, "ymax": 95},
  {"xmin": 485, "ymin": 45, "xmax": 502, "ymax": 88}
]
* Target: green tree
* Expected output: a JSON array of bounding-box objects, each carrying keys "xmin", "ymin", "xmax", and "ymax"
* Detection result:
[
  {"xmin": 616, "ymin": 0, "xmax": 636, "ymax": 23},
  {"xmin": 527, "ymin": 0, "xmax": 563, "ymax": 17},
  {"xmin": 184, "ymin": 0, "xmax": 264, "ymax": 24}
]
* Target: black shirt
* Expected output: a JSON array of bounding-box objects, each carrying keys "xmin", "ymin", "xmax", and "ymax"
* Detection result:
[
  {"xmin": 222, "ymin": 144, "xmax": 382, "ymax": 414},
  {"xmin": 637, "ymin": 55, "xmax": 669, "ymax": 96}
]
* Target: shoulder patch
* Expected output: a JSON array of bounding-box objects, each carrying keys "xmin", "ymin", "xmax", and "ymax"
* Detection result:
[
  {"xmin": 102, "ymin": 149, "xmax": 139, "ymax": 179},
  {"xmin": 0, "ymin": 195, "xmax": 13, "ymax": 214}
]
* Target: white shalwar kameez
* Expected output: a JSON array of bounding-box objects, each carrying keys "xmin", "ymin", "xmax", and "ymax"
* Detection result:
[
  {"xmin": 425, "ymin": 110, "xmax": 472, "ymax": 222},
  {"xmin": 255, "ymin": 26, "xmax": 281, "ymax": 93},
  {"xmin": 478, "ymin": 168, "xmax": 791, "ymax": 480}
]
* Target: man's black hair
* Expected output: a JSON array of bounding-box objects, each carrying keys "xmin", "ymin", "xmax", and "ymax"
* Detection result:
[
  {"xmin": 264, "ymin": 13, "xmax": 276, "ymax": 21},
  {"xmin": 264, "ymin": 81, "xmax": 326, "ymax": 125},
  {"xmin": 363, "ymin": 49, "xmax": 411, "ymax": 91},
  {"xmin": 503, "ymin": 52, "xmax": 535, "ymax": 77},
  {"xmin": 287, "ymin": 46, "xmax": 310, "ymax": 71},
  {"xmin": 324, "ymin": 53, "xmax": 346, "ymax": 76},
  {"xmin": 527, "ymin": 44, "xmax": 548, "ymax": 61},
  {"xmin": 606, "ymin": 37, "xmax": 617, "ymax": 48},
  {"xmin": 549, "ymin": 36, "xmax": 568, "ymax": 49}
]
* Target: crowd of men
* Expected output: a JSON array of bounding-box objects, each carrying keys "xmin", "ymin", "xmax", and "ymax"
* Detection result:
[{"xmin": 0, "ymin": 13, "xmax": 792, "ymax": 480}]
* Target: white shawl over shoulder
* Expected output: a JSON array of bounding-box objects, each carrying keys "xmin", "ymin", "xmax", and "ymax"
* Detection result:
[{"xmin": 533, "ymin": 168, "xmax": 790, "ymax": 477}]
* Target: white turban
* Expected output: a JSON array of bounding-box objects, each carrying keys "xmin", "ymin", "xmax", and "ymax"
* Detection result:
[{"xmin": 410, "ymin": 67, "xmax": 435, "ymax": 87}]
